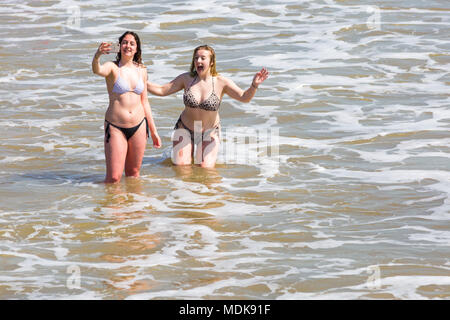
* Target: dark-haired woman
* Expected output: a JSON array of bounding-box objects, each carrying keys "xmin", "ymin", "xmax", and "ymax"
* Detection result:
[
  {"xmin": 147, "ymin": 45, "xmax": 268, "ymax": 168},
  {"xmin": 92, "ymin": 31, "xmax": 161, "ymax": 183}
]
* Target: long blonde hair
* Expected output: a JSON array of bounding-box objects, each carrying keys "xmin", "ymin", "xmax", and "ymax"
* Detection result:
[{"xmin": 189, "ymin": 45, "xmax": 218, "ymax": 77}]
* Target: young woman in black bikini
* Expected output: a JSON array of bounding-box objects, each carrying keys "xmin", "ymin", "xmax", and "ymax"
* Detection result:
[
  {"xmin": 147, "ymin": 45, "xmax": 268, "ymax": 168},
  {"xmin": 92, "ymin": 31, "xmax": 161, "ymax": 183}
]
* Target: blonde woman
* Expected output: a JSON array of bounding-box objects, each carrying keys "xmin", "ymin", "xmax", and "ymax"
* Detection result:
[
  {"xmin": 92, "ymin": 31, "xmax": 161, "ymax": 183},
  {"xmin": 147, "ymin": 45, "xmax": 268, "ymax": 168}
]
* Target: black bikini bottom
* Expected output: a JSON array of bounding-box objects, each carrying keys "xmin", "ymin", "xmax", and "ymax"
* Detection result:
[
  {"xmin": 105, "ymin": 118, "xmax": 149, "ymax": 143},
  {"xmin": 174, "ymin": 117, "xmax": 220, "ymax": 145}
]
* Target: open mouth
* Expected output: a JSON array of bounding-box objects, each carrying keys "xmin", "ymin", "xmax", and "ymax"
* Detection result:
[{"xmin": 196, "ymin": 65, "xmax": 204, "ymax": 72}]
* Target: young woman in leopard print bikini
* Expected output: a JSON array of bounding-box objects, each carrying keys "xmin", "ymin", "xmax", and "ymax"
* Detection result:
[{"xmin": 146, "ymin": 45, "xmax": 268, "ymax": 168}]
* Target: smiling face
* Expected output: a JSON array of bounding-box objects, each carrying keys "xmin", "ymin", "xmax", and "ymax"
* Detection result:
[
  {"xmin": 190, "ymin": 45, "xmax": 218, "ymax": 77},
  {"xmin": 115, "ymin": 31, "xmax": 142, "ymax": 65},
  {"xmin": 120, "ymin": 34, "xmax": 137, "ymax": 58}
]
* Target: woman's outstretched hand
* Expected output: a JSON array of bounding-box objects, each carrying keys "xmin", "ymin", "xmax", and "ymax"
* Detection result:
[{"xmin": 252, "ymin": 67, "xmax": 269, "ymax": 88}]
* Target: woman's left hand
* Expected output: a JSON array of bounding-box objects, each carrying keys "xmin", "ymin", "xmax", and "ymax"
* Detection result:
[
  {"xmin": 151, "ymin": 132, "xmax": 162, "ymax": 148},
  {"xmin": 252, "ymin": 67, "xmax": 269, "ymax": 88}
]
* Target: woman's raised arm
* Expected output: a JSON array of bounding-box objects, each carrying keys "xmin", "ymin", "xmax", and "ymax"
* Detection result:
[
  {"xmin": 223, "ymin": 67, "xmax": 269, "ymax": 103},
  {"xmin": 92, "ymin": 42, "xmax": 115, "ymax": 77}
]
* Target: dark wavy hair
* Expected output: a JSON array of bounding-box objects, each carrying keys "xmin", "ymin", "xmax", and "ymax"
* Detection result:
[{"xmin": 114, "ymin": 31, "xmax": 143, "ymax": 67}]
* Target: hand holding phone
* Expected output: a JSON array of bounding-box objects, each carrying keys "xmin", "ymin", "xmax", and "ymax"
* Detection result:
[{"xmin": 108, "ymin": 42, "xmax": 120, "ymax": 53}]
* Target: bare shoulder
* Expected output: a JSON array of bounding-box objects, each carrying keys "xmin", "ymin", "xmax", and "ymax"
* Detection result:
[
  {"xmin": 216, "ymin": 75, "xmax": 233, "ymax": 87},
  {"xmin": 136, "ymin": 63, "xmax": 147, "ymax": 78},
  {"xmin": 106, "ymin": 61, "xmax": 119, "ymax": 72},
  {"xmin": 216, "ymin": 75, "xmax": 227, "ymax": 81},
  {"xmin": 104, "ymin": 61, "xmax": 118, "ymax": 68},
  {"xmin": 102, "ymin": 61, "xmax": 118, "ymax": 79},
  {"xmin": 176, "ymin": 72, "xmax": 193, "ymax": 85},
  {"xmin": 135, "ymin": 62, "xmax": 147, "ymax": 69},
  {"xmin": 180, "ymin": 72, "xmax": 193, "ymax": 80}
]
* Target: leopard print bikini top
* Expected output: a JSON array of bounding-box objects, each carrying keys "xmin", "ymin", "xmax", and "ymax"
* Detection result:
[{"xmin": 183, "ymin": 76, "xmax": 221, "ymax": 112}]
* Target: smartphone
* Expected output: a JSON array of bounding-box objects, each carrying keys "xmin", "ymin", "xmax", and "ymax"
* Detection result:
[{"xmin": 109, "ymin": 42, "xmax": 120, "ymax": 53}]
